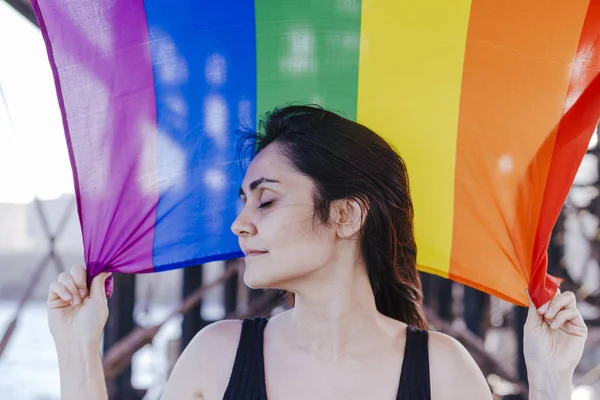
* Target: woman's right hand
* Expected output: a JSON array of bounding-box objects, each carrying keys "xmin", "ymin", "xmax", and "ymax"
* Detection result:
[{"xmin": 47, "ymin": 265, "xmax": 112, "ymax": 347}]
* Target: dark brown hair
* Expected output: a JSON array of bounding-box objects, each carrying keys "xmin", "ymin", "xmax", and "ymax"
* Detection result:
[{"xmin": 248, "ymin": 105, "xmax": 428, "ymax": 330}]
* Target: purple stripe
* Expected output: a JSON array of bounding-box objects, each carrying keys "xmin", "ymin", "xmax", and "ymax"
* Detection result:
[{"xmin": 32, "ymin": 0, "xmax": 159, "ymax": 290}]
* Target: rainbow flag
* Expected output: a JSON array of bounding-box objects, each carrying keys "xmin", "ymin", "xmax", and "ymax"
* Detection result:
[{"xmin": 33, "ymin": 0, "xmax": 600, "ymax": 306}]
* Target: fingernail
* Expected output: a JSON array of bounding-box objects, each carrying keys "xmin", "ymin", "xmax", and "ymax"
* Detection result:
[
  {"xmin": 64, "ymin": 294, "xmax": 72, "ymax": 301},
  {"xmin": 72, "ymin": 296, "xmax": 80, "ymax": 305},
  {"xmin": 79, "ymin": 289, "xmax": 86, "ymax": 297},
  {"xmin": 538, "ymin": 303, "xmax": 548, "ymax": 313},
  {"xmin": 546, "ymin": 308, "xmax": 555, "ymax": 318},
  {"xmin": 551, "ymin": 320, "xmax": 559, "ymax": 329}
]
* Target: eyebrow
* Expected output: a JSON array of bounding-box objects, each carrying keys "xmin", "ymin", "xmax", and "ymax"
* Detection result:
[{"xmin": 239, "ymin": 178, "xmax": 280, "ymax": 197}]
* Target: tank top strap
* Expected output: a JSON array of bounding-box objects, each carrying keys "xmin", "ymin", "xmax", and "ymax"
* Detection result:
[
  {"xmin": 397, "ymin": 325, "xmax": 432, "ymax": 400},
  {"xmin": 222, "ymin": 317, "xmax": 269, "ymax": 400}
]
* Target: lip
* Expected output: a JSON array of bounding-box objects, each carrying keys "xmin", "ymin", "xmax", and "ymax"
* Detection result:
[{"xmin": 243, "ymin": 249, "xmax": 268, "ymax": 257}]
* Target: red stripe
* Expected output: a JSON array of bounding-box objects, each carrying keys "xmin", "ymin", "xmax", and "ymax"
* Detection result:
[{"xmin": 530, "ymin": 1, "xmax": 600, "ymax": 307}]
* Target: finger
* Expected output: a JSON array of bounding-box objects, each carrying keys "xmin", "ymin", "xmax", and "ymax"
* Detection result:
[
  {"xmin": 90, "ymin": 272, "xmax": 112, "ymax": 301},
  {"xmin": 47, "ymin": 298, "xmax": 70, "ymax": 309},
  {"xmin": 536, "ymin": 288, "xmax": 560, "ymax": 314},
  {"xmin": 548, "ymin": 308, "xmax": 580, "ymax": 330},
  {"xmin": 525, "ymin": 289, "xmax": 542, "ymax": 325},
  {"xmin": 48, "ymin": 281, "xmax": 73, "ymax": 303},
  {"xmin": 543, "ymin": 291, "xmax": 576, "ymax": 320},
  {"xmin": 537, "ymin": 289, "xmax": 564, "ymax": 315},
  {"xmin": 70, "ymin": 265, "xmax": 88, "ymax": 298},
  {"xmin": 555, "ymin": 304, "xmax": 587, "ymax": 331},
  {"xmin": 57, "ymin": 272, "xmax": 81, "ymax": 305}
]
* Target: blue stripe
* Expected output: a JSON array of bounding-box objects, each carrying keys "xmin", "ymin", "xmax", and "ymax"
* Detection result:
[{"xmin": 143, "ymin": 0, "xmax": 255, "ymax": 270}]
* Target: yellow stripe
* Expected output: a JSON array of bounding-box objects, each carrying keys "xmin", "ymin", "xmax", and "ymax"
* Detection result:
[{"xmin": 357, "ymin": 0, "xmax": 472, "ymax": 276}]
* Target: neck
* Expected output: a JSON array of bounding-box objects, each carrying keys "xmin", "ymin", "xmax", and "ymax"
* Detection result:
[{"xmin": 284, "ymin": 261, "xmax": 385, "ymax": 360}]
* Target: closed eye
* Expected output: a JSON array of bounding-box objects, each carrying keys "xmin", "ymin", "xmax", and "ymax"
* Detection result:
[{"xmin": 259, "ymin": 200, "xmax": 274, "ymax": 209}]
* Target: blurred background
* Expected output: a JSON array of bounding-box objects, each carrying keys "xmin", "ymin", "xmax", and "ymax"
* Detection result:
[{"xmin": 0, "ymin": 1, "xmax": 599, "ymax": 399}]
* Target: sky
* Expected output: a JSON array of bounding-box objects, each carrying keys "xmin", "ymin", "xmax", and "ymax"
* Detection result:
[{"xmin": 0, "ymin": 2, "xmax": 74, "ymax": 204}]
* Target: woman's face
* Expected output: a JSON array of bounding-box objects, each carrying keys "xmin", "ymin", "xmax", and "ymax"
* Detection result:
[{"xmin": 231, "ymin": 143, "xmax": 339, "ymax": 290}]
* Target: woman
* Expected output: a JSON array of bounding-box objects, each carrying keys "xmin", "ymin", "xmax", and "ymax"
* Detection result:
[{"xmin": 48, "ymin": 106, "xmax": 587, "ymax": 400}]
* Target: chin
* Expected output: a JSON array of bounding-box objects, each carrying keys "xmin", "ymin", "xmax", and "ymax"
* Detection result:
[
  {"xmin": 243, "ymin": 262, "xmax": 278, "ymax": 289},
  {"xmin": 242, "ymin": 257, "xmax": 295, "ymax": 290}
]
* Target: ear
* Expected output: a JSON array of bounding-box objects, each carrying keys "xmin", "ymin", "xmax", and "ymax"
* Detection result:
[{"xmin": 332, "ymin": 198, "xmax": 366, "ymax": 239}]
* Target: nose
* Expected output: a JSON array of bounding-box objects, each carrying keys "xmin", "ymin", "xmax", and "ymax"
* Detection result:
[{"xmin": 231, "ymin": 209, "xmax": 257, "ymax": 237}]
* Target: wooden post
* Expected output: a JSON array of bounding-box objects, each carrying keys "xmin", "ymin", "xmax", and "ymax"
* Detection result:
[
  {"xmin": 464, "ymin": 287, "xmax": 488, "ymax": 338},
  {"xmin": 180, "ymin": 265, "xmax": 206, "ymax": 353},
  {"xmin": 514, "ymin": 304, "xmax": 528, "ymax": 390},
  {"xmin": 420, "ymin": 273, "xmax": 453, "ymax": 321},
  {"xmin": 104, "ymin": 273, "xmax": 143, "ymax": 400},
  {"xmin": 224, "ymin": 260, "xmax": 239, "ymax": 316},
  {"xmin": 437, "ymin": 278, "xmax": 453, "ymax": 321}
]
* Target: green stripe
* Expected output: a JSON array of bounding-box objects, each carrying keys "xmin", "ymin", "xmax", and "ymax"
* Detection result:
[{"xmin": 254, "ymin": 0, "xmax": 362, "ymax": 122}]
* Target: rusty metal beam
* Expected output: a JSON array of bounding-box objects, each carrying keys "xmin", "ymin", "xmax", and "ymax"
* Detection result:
[{"xmin": 2, "ymin": 0, "xmax": 37, "ymax": 27}]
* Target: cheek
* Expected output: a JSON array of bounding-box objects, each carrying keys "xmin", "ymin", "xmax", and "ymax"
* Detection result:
[
  {"xmin": 267, "ymin": 211, "xmax": 335, "ymax": 269},
  {"xmin": 244, "ymin": 206, "xmax": 335, "ymax": 286},
  {"xmin": 258, "ymin": 204, "xmax": 317, "ymax": 246}
]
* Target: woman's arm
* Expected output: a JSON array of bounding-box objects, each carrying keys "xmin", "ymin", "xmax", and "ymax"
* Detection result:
[
  {"xmin": 524, "ymin": 290, "xmax": 587, "ymax": 400},
  {"xmin": 48, "ymin": 266, "xmax": 242, "ymax": 400},
  {"xmin": 160, "ymin": 320, "xmax": 242, "ymax": 400},
  {"xmin": 56, "ymin": 340, "xmax": 107, "ymax": 400},
  {"xmin": 527, "ymin": 374, "xmax": 572, "ymax": 400},
  {"xmin": 47, "ymin": 267, "xmax": 112, "ymax": 400}
]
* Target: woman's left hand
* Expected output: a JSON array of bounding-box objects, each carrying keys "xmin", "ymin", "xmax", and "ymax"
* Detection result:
[{"xmin": 523, "ymin": 290, "xmax": 587, "ymax": 383}]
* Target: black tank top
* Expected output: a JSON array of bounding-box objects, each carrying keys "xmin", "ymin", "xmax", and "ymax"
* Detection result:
[{"xmin": 223, "ymin": 317, "xmax": 431, "ymax": 400}]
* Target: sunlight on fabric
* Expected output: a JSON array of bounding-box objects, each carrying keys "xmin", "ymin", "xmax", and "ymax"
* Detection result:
[
  {"xmin": 565, "ymin": 46, "xmax": 598, "ymax": 111},
  {"xmin": 326, "ymin": 32, "xmax": 360, "ymax": 54},
  {"xmin": 335, "ymin": 0, "xmax": 361, "ymax": 14},
  {"xmin": 204, "ymin": 95, "xmax": 229, "ymax": 148},
  {"xmin": 62, "ymin": 0, "xmax": 113, "ymax": 53},
  {"xmin": 137, "ymin": 118, "xmax": 159, "ymax": 195},
  {"xmin": 204, "ymin": 168, "xmax": 227, "ymax": 191},
  {"xmin": 164, "ymin": 95, "xmax": 188, "ymax": 119},
  {"xmin": 151, "ymin": 30, "xmax": 189, "ymax": 85},
  {"xmin": 497, "ymin": 154, "xmax": 514, "ymax": 174},
  {"xmin": 164, "ymin": 95, "xmax": 188, "ymax": 131},
  {"xmin": 157, "ymin": 130, "xmax": 187, "ymax": 193},
  {"xmin": 67, "ymin": 59, "xmax": 110, "ymax": 198},
  {"xmin": 280, "ymin": 28, "xmax": 316, "ymax": 74},
  {"xmin": 205, "ymin": 53, "xmax": 227, "ymax": 86}
]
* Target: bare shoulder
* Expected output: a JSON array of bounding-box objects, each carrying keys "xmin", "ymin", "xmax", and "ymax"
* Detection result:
[
  {"xmin": 427, "ymin": 331, "xmax": 492, "ymax": 400},
  {"xmin": 192, "ymin": 319, "xmax": 244, "ymax": 354},
  {"xmin": 161, "ymin": 319, "xmax": 243, "ymax": 400}
]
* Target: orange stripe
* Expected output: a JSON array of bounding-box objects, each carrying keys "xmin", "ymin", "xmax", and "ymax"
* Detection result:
[{"xmin": 449, "ymin": 0, "xmax": 590, "ymax": 306}]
